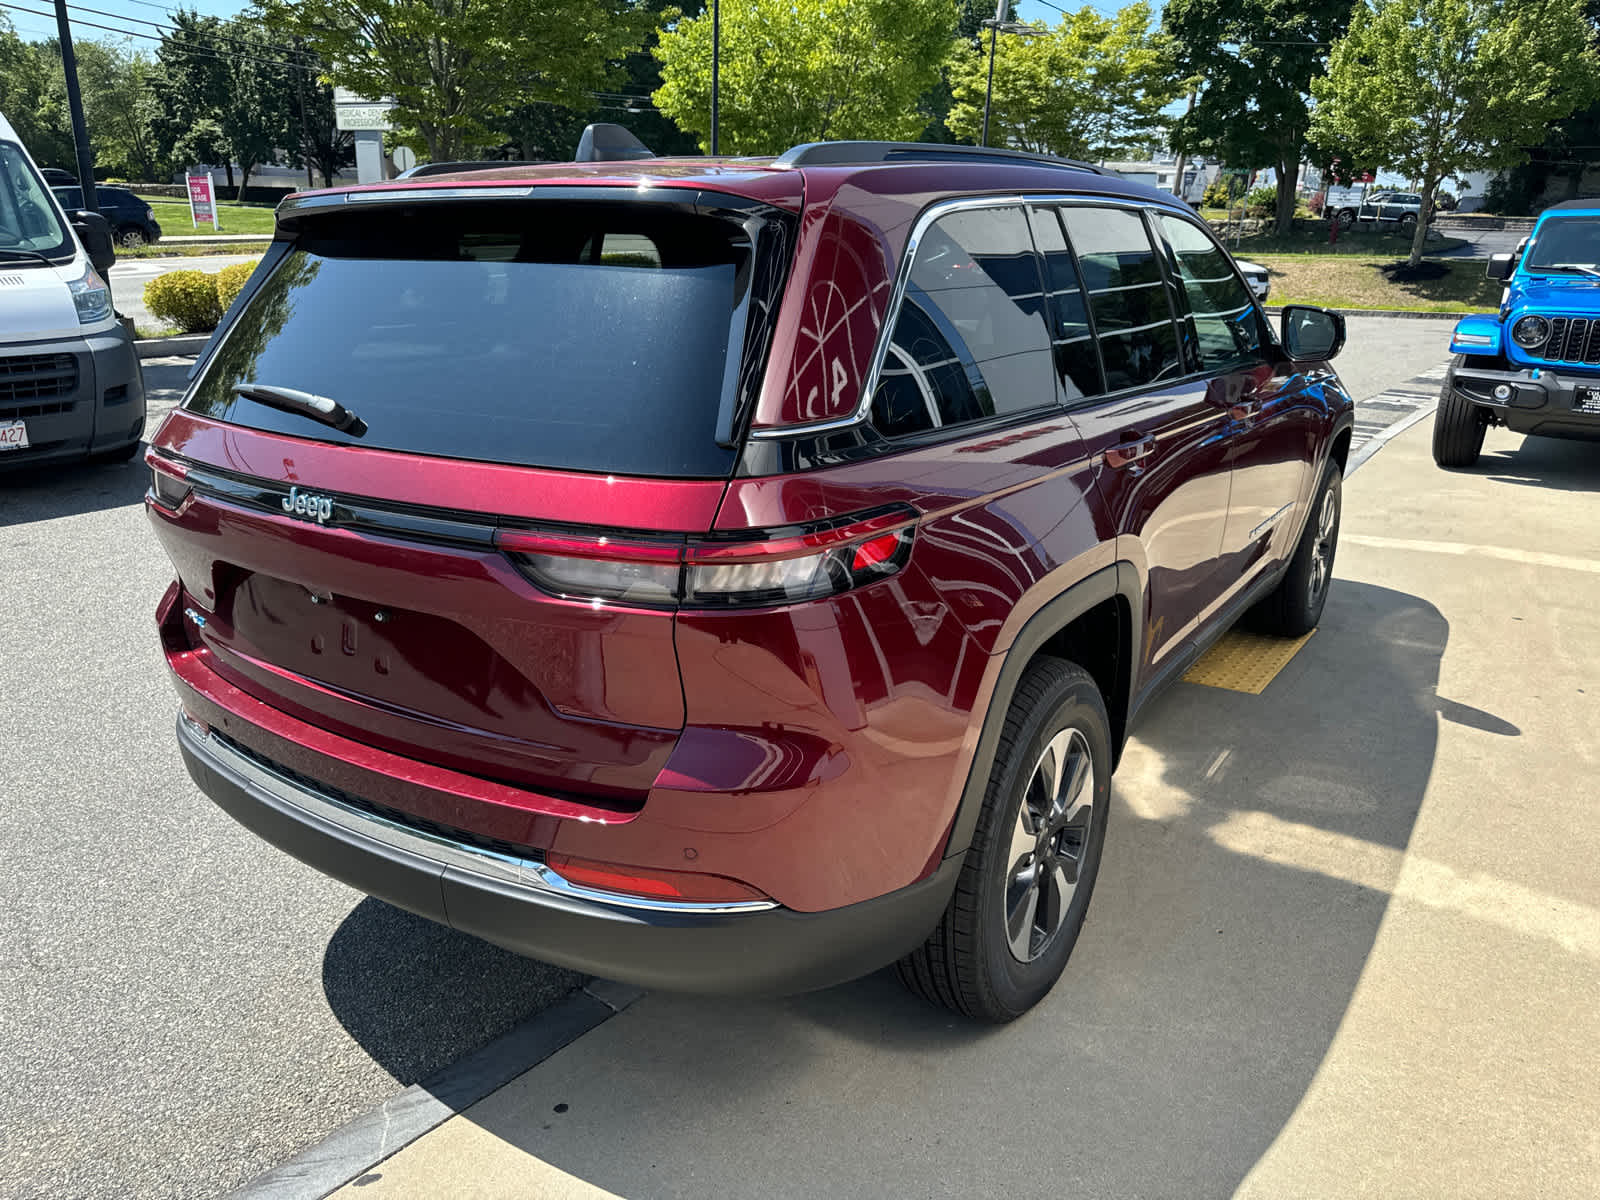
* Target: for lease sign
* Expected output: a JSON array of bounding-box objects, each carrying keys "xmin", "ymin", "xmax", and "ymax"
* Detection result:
[{"xmin": 187, "ymin": 172, "xmax": 220, "ymax": 231}]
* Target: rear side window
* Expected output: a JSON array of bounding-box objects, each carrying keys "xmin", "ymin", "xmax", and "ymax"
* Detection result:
[
  {"xmin": 1027, "ymin": 206, "xmax": 1105, "ymax": 403},
  {"xmin": 185, "ymin": 201, "xmax": 776, "ymax": 478},
  {"xmin": 1060, "ymin": 206, "xmax": 1181, "ymax": 391},
  {"xmin": 1155, "ymin": 214, "xmax": 1266, "ymax": 371},
  {"xmin": 871, "ymin": 205, "xmax": 1055, "ymax": 438}
]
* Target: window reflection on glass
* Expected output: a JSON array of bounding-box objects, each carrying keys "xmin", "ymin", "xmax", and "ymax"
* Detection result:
[
  {"xmin": 1156, "ymin": 214, "xmax": 1266, "ymax": 371},
  {"xmin": 1027, "ymin": 206, "xmax": 1106, "ymax": 403},
  {"xmin": 872, "ymin": 206, "xmax": 1055, "ymax": 438},
  {"xmin": 1060, "ymin": 206, "xmax": 1180, "ymax": 391}
]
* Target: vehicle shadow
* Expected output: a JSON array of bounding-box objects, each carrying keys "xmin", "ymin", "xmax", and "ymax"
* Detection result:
[
  {"xmin": 388, "ymin": 580, "xmax": 1457, "ymax": 1200},
  {"xmin": 1481, "ymin": 433, "xmax": 1600, "ymax": 493},
  {"xmin": 321, "ymin": 898, "xmax": 585, "ymax": 1086},
  {"xmin": 0, "ymin": 451, "xmax": 150, "ymax": 525}
]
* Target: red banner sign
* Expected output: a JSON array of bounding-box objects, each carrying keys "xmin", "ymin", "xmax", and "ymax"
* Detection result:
[{"xmin": 187, "ymin": 172, "xmax": 219, "ymax": 231}]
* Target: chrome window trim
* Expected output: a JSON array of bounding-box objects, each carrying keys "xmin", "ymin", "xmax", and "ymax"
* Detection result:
[
  {"xmin": 750, "ymin": 191, "xmax": 1190, "ymax": 441},
  {"xmin": 184, "ymin": 713, "xmax": 778, "ymax": 916}
]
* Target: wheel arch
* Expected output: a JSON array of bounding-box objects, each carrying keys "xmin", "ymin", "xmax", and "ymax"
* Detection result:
[{"xmin": 941, "ymin": 563, "xmax": 1141, "ymax": 861}]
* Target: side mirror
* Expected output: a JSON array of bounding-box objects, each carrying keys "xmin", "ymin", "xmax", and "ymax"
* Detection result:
[
  {"xmin": 1280, "ymin": 305, "xmax": 1345, "ymax": 362},
  {"xmin": 1486, "ymin": 253, "xmax": 1516, "ymax": 281},
  {"xmin": 69, "ymin": 210, "xmax": 116, "ymax": 275}
]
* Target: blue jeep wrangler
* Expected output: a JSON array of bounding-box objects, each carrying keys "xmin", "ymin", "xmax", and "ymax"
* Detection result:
[{"xmin": 1435, "ymin": 199, "xmax": 1600, "ymax": 466}]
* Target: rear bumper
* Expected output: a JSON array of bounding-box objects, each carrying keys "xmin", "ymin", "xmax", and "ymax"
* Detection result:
[
  {"xmin": 1451, "ymin": 361, "xmax": 1600, "ymax": 440},
  {"xmin": 177, "ymin": 712, "xmax": 959, "ymax": 995}
]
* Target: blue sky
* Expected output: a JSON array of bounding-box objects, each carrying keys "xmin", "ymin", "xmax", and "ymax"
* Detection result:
[{"xmin": 3, "ymin": 0, "xmax": 254, "ymax": 45}]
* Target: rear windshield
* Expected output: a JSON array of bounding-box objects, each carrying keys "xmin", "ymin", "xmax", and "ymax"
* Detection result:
[{"xmin": 186, "ymin": 201, "xmax": 761, "ymax": 477}]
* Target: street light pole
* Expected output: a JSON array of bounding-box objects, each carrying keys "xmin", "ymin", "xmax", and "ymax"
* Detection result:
[
  {"xmin": 710, "ymin": 0, "xmax": 720, "ymax": 156},
  {"xmin": 53, "ymin": 0, "xmax": 97, "ymax": 212}
]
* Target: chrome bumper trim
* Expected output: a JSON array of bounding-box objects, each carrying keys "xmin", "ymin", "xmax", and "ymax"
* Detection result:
[{"xmin": 181, "ymin": 711, "xmax": 778, "ymax": 916}]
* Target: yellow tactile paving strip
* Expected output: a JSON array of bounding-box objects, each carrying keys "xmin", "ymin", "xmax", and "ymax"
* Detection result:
[{"xmin": 1182, "ymin": 629, "xmax": 1315, "ymax": 694}]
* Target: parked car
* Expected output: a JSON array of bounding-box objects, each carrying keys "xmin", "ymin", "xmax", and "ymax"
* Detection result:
[
  {"xmin": 39, "ymin": 166, "xmax": 76, "ymax": 186},
  {"xmin": 1330, "ymin": 190, "xmax": 1436, "ymax": 231},
  {"xmin": 0, "ymin": 112, "xmax": 145, "ymax": 471},
  {"xmin": 1435, "ymin": 199, "xmax": 1600, "ymax": 465},
  {"xmin": 145, "ymin": 132, "xmax": 1353, "ymax": 1021},
  {"xmin": 1235, "ymin": 257, "xmax": 1271, "ymax": 302},
  {"xmin": 51, "ymin": 185, "xmax": 161, "ymax": 247}
]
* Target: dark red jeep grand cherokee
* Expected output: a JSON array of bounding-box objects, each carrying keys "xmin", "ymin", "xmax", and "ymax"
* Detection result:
[{"xmin": 147, "ymin": 140, "xmax": 1353, "ymax": 1020}]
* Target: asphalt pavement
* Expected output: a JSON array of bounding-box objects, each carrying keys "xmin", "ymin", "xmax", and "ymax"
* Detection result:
[{"xmin": 0, "ymin": 320, "xmax": 1499, "ymax": 1198}]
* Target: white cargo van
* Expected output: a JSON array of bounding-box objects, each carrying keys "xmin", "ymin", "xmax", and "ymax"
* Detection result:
[{"xmin": 0, "ymin": 112, "xmax": 145, "ymax": 470}]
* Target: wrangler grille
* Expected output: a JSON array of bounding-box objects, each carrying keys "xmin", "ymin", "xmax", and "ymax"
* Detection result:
[
  {"xmin": 1533, "ymin": 316, "xmax": 1600, "ymax": 365},
  {"xmin": 0, "ymin": 353, "xmax": 78, "ymax": 412}
]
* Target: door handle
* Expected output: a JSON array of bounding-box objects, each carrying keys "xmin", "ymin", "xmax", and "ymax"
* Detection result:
[{"xmin": 1106, "ymin": 436, "xmax": 1156, "ymax": 470}]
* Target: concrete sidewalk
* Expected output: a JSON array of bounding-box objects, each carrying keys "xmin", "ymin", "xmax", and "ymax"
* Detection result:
[{"xmin": 298, "ymin": 421, "xmax": 1599, "ymax": 1199}]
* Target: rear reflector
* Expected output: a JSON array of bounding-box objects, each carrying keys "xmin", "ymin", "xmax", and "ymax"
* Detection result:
[
  {"xmin": 545, "ymin": 853, "xmax": 769, "ymax": 903},
  {"xmin": 497, "ymin": 505, "xmax": 917, "ymax": 610},
  {"xmin": 146, "ymin": 450, "xmax": 192, "ymax": 511}
]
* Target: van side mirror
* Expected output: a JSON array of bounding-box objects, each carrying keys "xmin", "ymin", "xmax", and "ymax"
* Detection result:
[
  {"xmin": 1486, "ymin": 253, "xmax": 1515, "ymax": 281},
  {"xmin": 1280, "ymin": 305, "xmax": 1345, "ymax": 362},
  {"xmin": 69, "ymin": 210, "xmax": 116, "ymax": 275}
]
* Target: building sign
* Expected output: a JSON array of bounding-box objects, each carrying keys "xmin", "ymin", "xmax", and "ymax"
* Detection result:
[
  {"xmin": 186, "ymin": 171, "xmax": 219, "ymax": 231},
  {"xmin": 334, "ymin": 88, "xmax": 395, "ymax": 132}
]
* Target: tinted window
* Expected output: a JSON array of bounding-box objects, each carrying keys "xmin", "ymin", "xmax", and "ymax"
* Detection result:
[
  {"xmin": 871, "ymin": 205, "xmax": 1054, "ymax": 437},
  {"xmin": 185, "ymin": 203, "xmax": 759, "ymax": 477},
  {"xmin": 1156, "ymin": 214, "xmax": 1266, "ymax": 371},
  {"xmin": 1060, "ymin": 206, "xmax": 1180, "ymax": 391},
  {"xmin": 1028, "ymin": 206, "xmax": 1104, "ymax": 403},
  {"xmin": 53, "ymin": 187, "xmax": 84, "ymax": 210},
  {"xmin": 1525, "ymin": 216, "xmax": 1600, "ymax": 270}
]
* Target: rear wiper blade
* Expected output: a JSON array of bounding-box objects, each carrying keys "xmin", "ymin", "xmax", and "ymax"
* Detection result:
[{"xmin": 235, "ymin": 384, "xmax": 368, "ymax": 436}]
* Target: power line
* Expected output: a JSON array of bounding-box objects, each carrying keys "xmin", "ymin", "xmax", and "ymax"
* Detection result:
[{"xmin": 0, "ymin": 1, "xmax": 323, "ymax": 72}]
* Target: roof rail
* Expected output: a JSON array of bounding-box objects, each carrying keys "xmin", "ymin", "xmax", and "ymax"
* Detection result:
[{"xmin": 773, "ymin": 141, "xmax": 1106, "ymax": 175}]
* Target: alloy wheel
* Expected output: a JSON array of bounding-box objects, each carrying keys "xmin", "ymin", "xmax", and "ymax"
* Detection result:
[
  {"xmin": 1004, "ymin": 727, "xmax": 1095, "ymax": 962},
  {"xmin": 1308, "ymin": 487, "xmax": 1338, "ymax": 604}
]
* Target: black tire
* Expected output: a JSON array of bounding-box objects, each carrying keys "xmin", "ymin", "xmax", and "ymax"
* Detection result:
[
  {"xmin": 1398, "ymin": 213, "xmax": 1417, "ymax": 234},
  {"xmin": 1432, "ymin": 376, "xmax": 1487, "ymax": 467},
  {"xmin": 1249, "ymin": 459, "xmax": 1342, "ymax": 637},
  {"xmin": 116, "ymin": 225, "xmax": 147, "ymax": 248},
  {"xmin": 1337, "ymin": 209, "xmax": 1356, "ymax": 229},
  {"xmin": 897, "ymin": 657, "xmax": 1111, "ymax": 1022}
]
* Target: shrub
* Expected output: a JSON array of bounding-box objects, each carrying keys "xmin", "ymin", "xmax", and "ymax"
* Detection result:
[
  {"xmin": 215, "ymin": 260, "xmax": 260, "ymax": 312},
  {"xmin": 1202, "ymin": 179, "xmax": 1232, "ymax": 209},
  {"xmin": 1245, "ymin": 184, "xmax": 1278, "ymax": 216},
  {"xmin": 144, "ymin": 270, "xmax": 223, "ymax": 332}
]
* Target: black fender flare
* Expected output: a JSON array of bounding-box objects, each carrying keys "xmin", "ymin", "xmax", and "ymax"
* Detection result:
[{"xmin": 942, "ymin": 562, "xmax": 1143, "ymax": 861}]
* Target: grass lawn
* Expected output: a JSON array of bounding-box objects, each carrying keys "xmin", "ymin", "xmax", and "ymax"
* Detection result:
[
  {"xmin": 142, "ymin": 199, "xmax": 278, "ymax": 235},
  {"xmin": 1253, "ymin": 254, "xmax": 1500, "ymax": 312},
  {"xmin": 1225, "ymin": 225, "xmax": 1467, "ymax": 256},
  {"xmin": 119, "ymin": 240, "xmax": 270, "ymax": 259}
]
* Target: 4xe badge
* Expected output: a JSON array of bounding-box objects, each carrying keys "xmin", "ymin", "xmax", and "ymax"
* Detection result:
[{"xmin": 282, "ymin": 485, "xmax": 335, "ymax": 524}]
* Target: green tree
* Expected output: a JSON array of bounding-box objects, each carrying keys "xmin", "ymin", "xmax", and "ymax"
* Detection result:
[
  {"xmin": 945, "ymin": 3, "xmax": 1179, "ymax": 160},
  {"xmin": 917, "ymin": 0, "xmax": 1010, "ymax": 144},
  {"xmin": 213, "ymin": 17, "xmax": 295, "ymax": 194},
  {"xmin": 72, "ymin": 41, "xmax": 163, "ymax": 180},
  {"xmin": 1311, "ymin": 0, "xmax": 1599, "ymax": 266},
  {"xmin": 152, "ymin": 12, "xmax": 236, "ymax": 184},
  {"xmin": 1162, "ymin": 0, "xmax": 1353, "ymax": 234},
  {"xmin": 261, "ymin": 0, "xmax": 650, "ymax": 161},
  {"xmin": 653, "ymin": 0, "xmax": 956, "ymax": 154},
  {"xmin": 0, "ymin": 23, "xmax": 75, "ymax": 170}
]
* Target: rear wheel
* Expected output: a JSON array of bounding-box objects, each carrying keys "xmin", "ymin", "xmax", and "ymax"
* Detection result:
[
  {"xmin": 1432, "ymin": 377, "xmax": 1488, "ymax": 468},
  {"xmin": 1337, "ymin": 209, "xmax": 1357, "ymax": 230},
  {"xmin": 897, "ymin": 657, "xmax": 1110, "ymax": 1022},
  {"xmin": 1250, "ymin": 459, "xmax": 1342, "ymax": 637},
  {"xmin": 1398, "ymin": 213, "xmax": 1418, "ymax": 236},
  {"xmin": 117, "ymin": 226, "xmax": 147, "ymax": 249}
]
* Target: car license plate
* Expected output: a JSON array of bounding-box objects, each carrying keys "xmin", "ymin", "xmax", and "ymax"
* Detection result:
[{"xmin": 0, "ymin": 419, "xmax": 29, "ymax": 451}]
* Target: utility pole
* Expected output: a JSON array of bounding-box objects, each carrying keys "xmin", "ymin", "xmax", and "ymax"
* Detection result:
[
  {"xmin": 53, "ymin": 0, "xmax": 97, "ymax": 212},
  {"xmin": 710, "ymin": 0, "xmax": 720, "ymax": 156},
  {"xmin": 981, "ymin": 0, "xmax": 1004, "ymax": 148}
]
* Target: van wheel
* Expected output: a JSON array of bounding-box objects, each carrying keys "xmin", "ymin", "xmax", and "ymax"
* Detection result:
[
  {"xmin": 1432, "ymin": 381, "xmax": 1487, "ymax": 467},
  {"xmin": 897, "ymin": 657, "xmax": 1110, "ymax": 1022},
  {"xmin": 117, "ymin": 226, "xmax": 147, "ymax": 248},
  {"xmin": 1250, "ymin": 459, "xmax": 1341, "ymax": 637}
]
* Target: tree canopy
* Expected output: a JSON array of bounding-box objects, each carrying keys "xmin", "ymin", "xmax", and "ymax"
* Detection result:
[
  {"xmin": 653, "ymin": 0, "xmax": 957, "ymax": 154},
  {"xmin": 945, "ymin": 3, "xmax": 1179, "ymax": 160},
  {"xmin": 1162, "ymin": 0, "xmax": 1353, "ymax": 232},
  {"xmin": 260, "ymin": 0, "xmax": 650, "ymax": 161},
  {"xmin": 1311, "ymin": 0, "xmax": 1599, "ymax": 263}
]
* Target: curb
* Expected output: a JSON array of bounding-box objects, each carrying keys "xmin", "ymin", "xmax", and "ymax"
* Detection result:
[
  {"xmin": 225, "ymin": 978, "xmax": 644, "ymax": 1199},
  {"xmin": 1265, "ymin": 307, "xmax": 1469, "ymax": 322},
  {"xmin": 159, "ymin": 234, "xmax": 274, "ymax": 244},
  {"xmin": 136, "ymin": 334, "xmax": 211, "ymax": 358}
]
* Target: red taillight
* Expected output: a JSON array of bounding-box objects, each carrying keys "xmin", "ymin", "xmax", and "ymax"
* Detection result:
[
  {"xmin": 545, "ymin": 853, "xmax": 769, "ymax": 903},
  {"xmin": 146, "ymin": 450, "xmax": 192, "ymax": 512},
  {"xmin": 498, "ymin": 507, "xmax": 916, "ymax": 610}
]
